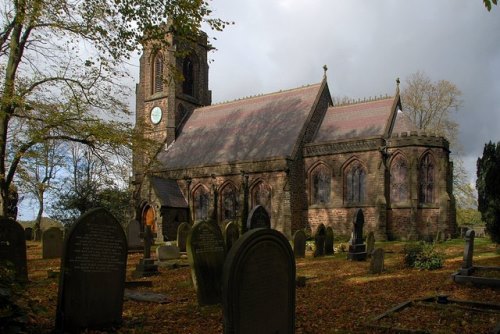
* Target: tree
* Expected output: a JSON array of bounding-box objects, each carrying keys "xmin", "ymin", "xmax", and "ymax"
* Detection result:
[
  {"xmin": 48, "ymin": 144, "xmax": 131, "ymax": 225},
  {"xmin": 0, "ymin": 0, "xmax": 229, "ymax": 218},
  {"xmin": 476, "ymin": 141, "xmax": 500, "ymax": 243},
  {"xmin": 484, "ymin": 0, "xmax": 498, "ymax": 11}
]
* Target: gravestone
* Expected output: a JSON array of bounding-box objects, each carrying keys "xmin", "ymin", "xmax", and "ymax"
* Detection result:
[
  {"xmin": 223, "ymin": 228, "xmax": 295, "ymax": 334},
  {"xmin": 459, "ymin": 229, "xmax": 475, "ymax": 276},
  {"xmin": 0, "ymin": 218, "xmax": 28, "ymax": 282},
  {"xmin": 325, "ymin": 226, "xmax": 334, "ymax": 255},
  {"xmin": 132, "ymin": 225, "xmax": 159, "ymax": 278},
  {"xmin": 176, "ymin": 222, "xmax": 191, "ymax": 252},
  {"xmin": 366, "ymin": 231, "xmax": 375, "ymax": 258},
  {"xmin": 156, "ymin": 244, "xmax": 180, "ymax": 261},
  {"xmin": 348, "ymin": 209, "xmax": 367, "ymax": 261},
  {"xmin": 369, "ymin": 248, "xmax": 385, "ymax": 274},
  {"xmin": 55, "ymin": 208, "xmax": 127, "ymax": 332},
  {"xmin": 293, "ymin": 229, "xmax": 306, "ymax": 258},
  {"xmin": 435, "ymin": 230, "xmax": 444, "ymax": 243},
  {"xmin": 224, "ymin": 222, "xmax": 240, "ymax": 252},
  {"xmin": 314, "ymin": 224, "xmax": 326, "ymax": 257},
  {"xmin": 127, "ymin": 220, "xmax": 142, "ymax": 250},
  {"xmin": 187, "ymin": 220, "xmax": 226, "ymax": 306},
  {"xmin": 24, "ymin": 227, "xmax": 33, "ymax": 241},
  {"xmin": 246, "ymin": 205, "xmax": 271, "ymax": 230},
  {"xmin": 42, "ymin": 227, "xmax": 63, "ymax": 259}
]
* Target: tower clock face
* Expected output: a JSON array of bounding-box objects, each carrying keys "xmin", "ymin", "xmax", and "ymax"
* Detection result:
[{"xmin": 150, "ymin": 106, "xmax": 162, "ymax": 124}]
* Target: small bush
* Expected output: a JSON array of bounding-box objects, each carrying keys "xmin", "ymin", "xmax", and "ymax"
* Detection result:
[{"xmin": 403, "ymin": 242, "xmax": 443, "ymax": 270}]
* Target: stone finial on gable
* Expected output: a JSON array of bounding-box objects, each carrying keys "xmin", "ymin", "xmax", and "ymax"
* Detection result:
[{"xmin": 323, "ymin": 65, "xmax": 328, "ymax": 78}]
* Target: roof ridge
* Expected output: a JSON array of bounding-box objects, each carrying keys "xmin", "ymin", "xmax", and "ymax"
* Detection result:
[
  {"xmin": 199, "ymin": 82, "xmax": 322, "ymax": 111},
  {"xmin": 334, "ymin": 94, "xmax": 393, "ymax": 107}
]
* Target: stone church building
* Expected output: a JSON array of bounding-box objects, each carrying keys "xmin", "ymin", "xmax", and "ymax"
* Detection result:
[{"xmin": 132, "ymin": 32, "xmax": 457, "ymax": 242}]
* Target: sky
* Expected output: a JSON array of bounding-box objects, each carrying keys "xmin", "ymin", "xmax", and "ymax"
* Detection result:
[{"xmin": 18, "ymin": 0, "xmax": 500, "ymax": 220}]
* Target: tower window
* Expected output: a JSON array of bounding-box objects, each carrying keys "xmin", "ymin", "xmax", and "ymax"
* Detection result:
[
  {"xmin": 153, "ymin": 54, "xmax": 164, "ymax": 94},
  {"xmin": 390, "ymin": 155, "xmax": 409, "ymax": 203},
  {"xmin": 182, "ymin": 57, "xmax": 194, "ymax": 96}
]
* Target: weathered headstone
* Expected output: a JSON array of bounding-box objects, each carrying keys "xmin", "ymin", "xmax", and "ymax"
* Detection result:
[
  {"xmin": 325, "ymin": 226, "xmax": 334, "ymax": 255},
  {"xmin": 246, "ymin": 205, "xmax": 271, "ymax": 230},
  {"xmin": 0, "ymin": 218, "xmax": 28, "ymax": 282},
  {"xmin": 366, "ymin": 231, "xmax": 375, "ymax": 257},
  {"xmin": 176, "ymin": 222, "xmax": 191, "ymax": 252},
  {"xmin": 224, "ymin": 222, "xmax": 240, "ymax": 252},
  {"xmin": 314, "ymin": 224, "xmax": 326, "ymax": 257},
  {"xmin": 55, "ymin": 208, "xmax": 127, "ymax": 332},
  {"xmin": 156, "ymin": 244, "xmax": 180, "ymax": 261},
  {"xmin": 459, "ymin": 229, "xmax": 475, "ymax": 276},
  {"xmin": 24, "ymin": 227, "xmax": 33, "ymax": 241},
  {"xmin": 369, "ymin": 248, "xmax": 385, "ymax": 274},
  {"xmin": 223, "ymin": 228, "xmax": 295, "ymax": 334},
  {"xmin": 132, "ymin": 225, "xmax": 159, "ymax": 278},
  {"xmin": 127, "ymin": 220, "xmax": 142, "ymax": 250},
  {"xmin": 435, "ymin": 230, "xmax": 444, "ymax": 243},
  {"xmin": 187, "ymin": 220, "xmax": 226, "ymax": 306},
  {"xmin": 42, "ymin": 227, "xmax": 63, "ymax": 259},
  {"xmin": 293, "ymin": 229, "xmax": 306, "ymax": 258},
  {"xmin": 348, "ymin": 209, "xmax": 367, "ymax": 261}
]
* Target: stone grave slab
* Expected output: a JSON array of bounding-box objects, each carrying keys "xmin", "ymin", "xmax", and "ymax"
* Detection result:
[
  {"xmin": 127, "ymin": 220, "xmax": 142, "ymax": 250},
  {"xmin": 55, "ymin": 208, "xmax": 127, "ymax": 332},
  {"xmin": 223, "ymin": 228, "xmax": 295, "ymax": 334},
  {"xmin": 224, "ymin": 221, "xmax": 240, "ymax": 252},
  {"xmin": 246, "ymin": 205, "xmax": 270, "ymax": 230},
  {"xmin": 325, "ymin": 226, "xmax": 334, "ymax": 255},
  {"xmin": 0, "ymin": 218, "xmax": 28, "ymax": 282},
  {"xmin": 293, "ymin": 229, "xmax": 306, "ymax": 258},
  {"xmin": 369, "ymin": 248, "xmax": 384, "ymax": 274},
  {"xmin": 187, "ymin": 220, "xmax": 226, "ymax": 306},
  {"xmin": 42, "ymin": 227, "xmax": 63, "ymax": 259},
  {"xmin": 156, "ymin": 244, "xmax": 180, "ymax": 261},
  {"xmin": 132, "ymin": 225, "xmax": 159, "ymax": 278},
  {"xmin": 314, "ymin": 224, "xmax": 326, "ymax": 257},
  {"xmin": 176, "ymin": 222, "xmax": 191, "ymax": 252}
]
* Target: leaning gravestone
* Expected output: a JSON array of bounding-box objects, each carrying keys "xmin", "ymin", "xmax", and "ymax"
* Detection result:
[
  {"xmin": 224, "ymin": 222, "xmax": 240, "ymax": 252},
  {"xmin": 223, "ymin": 228, "xmax": 295, "ymax": 334},
  {"xmin": 366, "ymin": 231, "xmax": 375, "ymax": 258},
  {"xmin": 369, "ymin": 248, "xmax": 385, "ymax": 274},
  {"xmin": 0, "ymin": 218, "xmax": 28, "ymax": 282},
  {"xmin": 348, "ymin": 209, "xmax": 367, "ymax": 261},
  {"xmin": 42, "ymin": 227, "xmax": 63, "ymax": 259},
  {"xmin": 293, "ymin": 229, "xmax": 306, "ymax": 258},
  {"xmin": 177, "ymin": 222, "xmax": 191, "ymax": 252},
  {"xmin": 314, "ymin": 224, "xmax": 326, "ymax": 257},
  {"xmin": 325, "ymin": 226, "xmax": 334, "ymax": 255},
  {"xmin": 55, "ymin": 208, "xmax": 127, "ymax": 332},
  {"xmin": 459, "ymin": 229, "xmax": 475, "ymax": 276},
  {"xmin": 187, "ymin": 220, "xmax": 226, "ymax": 306},
  {"xmin": 127, "ymin": 220, "xmax": 142, "ymax": 250},
  {"xmin": 24, "ymin": 227, "xmax": 33, "ymax": 241},
  {"xmin": 246, "ymin": 205, "xmax": 271, "ymax": 230}
]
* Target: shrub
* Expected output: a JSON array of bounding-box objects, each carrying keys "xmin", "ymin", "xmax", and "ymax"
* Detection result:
[
  {"xmin": 403, "ymin": 242, "xmax": 443, "ymax": 270},
  {"xmin": 403, "ymin": 243, "xmax": 424, "ymax": 268}
]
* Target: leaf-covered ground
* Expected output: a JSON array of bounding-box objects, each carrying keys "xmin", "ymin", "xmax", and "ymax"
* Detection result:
[{"xmin": 19, "ymin": 239, "xmax": 500, "ymax": 333}]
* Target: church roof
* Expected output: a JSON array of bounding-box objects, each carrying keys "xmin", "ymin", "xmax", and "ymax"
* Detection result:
[
  {"xmin": 150, "ymin": 176, "xmax": 188, "ymax": 208},
  {"xmin": 392, "ymin": 109, "xmax": 418, "ymax": 134},
  {"xmin": 313, "ymin": 97, "xmax": 396, "ymax": 143},
  {"xmin": 157, "ymin": 83, "xmax": 324, "ymax": 169}
]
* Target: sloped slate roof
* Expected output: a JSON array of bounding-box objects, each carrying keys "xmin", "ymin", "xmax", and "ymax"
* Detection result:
[
  {"xmin": 313, "ymin": 97, "xmax": 395, "ymax": 143},
  {"xmin": 150, "ymin": 176, "xmax": 188, "ymax": 208},
  {"xmin": 392, "ymin": 110, "xmax": 418, "ymax": 134},
  {"xmin": 157, "ymin": 83, "xmax": 323, "ymax": 169}
]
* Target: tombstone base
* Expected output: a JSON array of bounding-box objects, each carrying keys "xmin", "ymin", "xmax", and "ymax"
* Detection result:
[
  {"xmin": 458, "ymin": 267, "xmax": 474, "ymax": 276},
  {"xmin": 347, "ymin": 244, "xmax": 367, "ymax": 261},
  {"xmin": 132, "ymin": 258, "xmax": 159, "ymax": 278}
]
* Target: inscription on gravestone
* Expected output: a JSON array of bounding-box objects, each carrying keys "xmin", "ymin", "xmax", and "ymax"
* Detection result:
[
  {"xmin": 246, "ymin": 205, "xmax": 271, "ymax": 230},
  {"xmin": 42, "ymin": 227, "xmax": 63, "ymax": 259},
  {"xmin": 293, "ymin": 229, "xmax": 306, "ymax": 258},
  {"xmin": 223, "ymin": 228, "xmax": 295, "ymax": 334},
  {"xmin": 177, "ymin": 222, "xmax": 191, "ymax": 252},
  {"xmin": 0, "ymin": 218, "xmax": 28, "ymax": 282},
  {"xmin": 56, "ymin": 208, "xmax": 127, "ymax": 332},
  {"xmin": 187, "ymin": 220, "xmax": 226, "ymax": 306}
]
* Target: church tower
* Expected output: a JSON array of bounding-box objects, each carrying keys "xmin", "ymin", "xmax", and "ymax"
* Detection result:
[{"xmin": 134, "ymin": 31, "xmax": 212, "ymax": 177}]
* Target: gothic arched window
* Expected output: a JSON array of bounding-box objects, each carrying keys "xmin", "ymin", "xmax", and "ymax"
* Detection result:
[
  {"xmin": 251, "ymin": 181, "xmax": 271, "ymax": 216},
  {"xmin": 152, "ymin": 53, "xmax": 164, "ymax": 94},
  {"xmin": 310, "ymin": 164, "xmax": 331, "ymax": 205},
  {"xmin": 419, "ymin": 153, "xmax": 435, "ymax": 204},
  {"xmin": 193, "ymin": 186, "xmax": 209, "ymax": 221},
  {"xmin": 182, "ymin": 57, "xmax": 194, "ymax": 96},
  {"xmin": 390, "ymin": 155, "xmax": 409, "ymax": 203},
  {"xmin": 221, "ymin": 183, "xmax": 238, "ymax": 221},
  {"xmin": 345, "ymin": 161, "xmax": 366, "ymax": 204}
]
